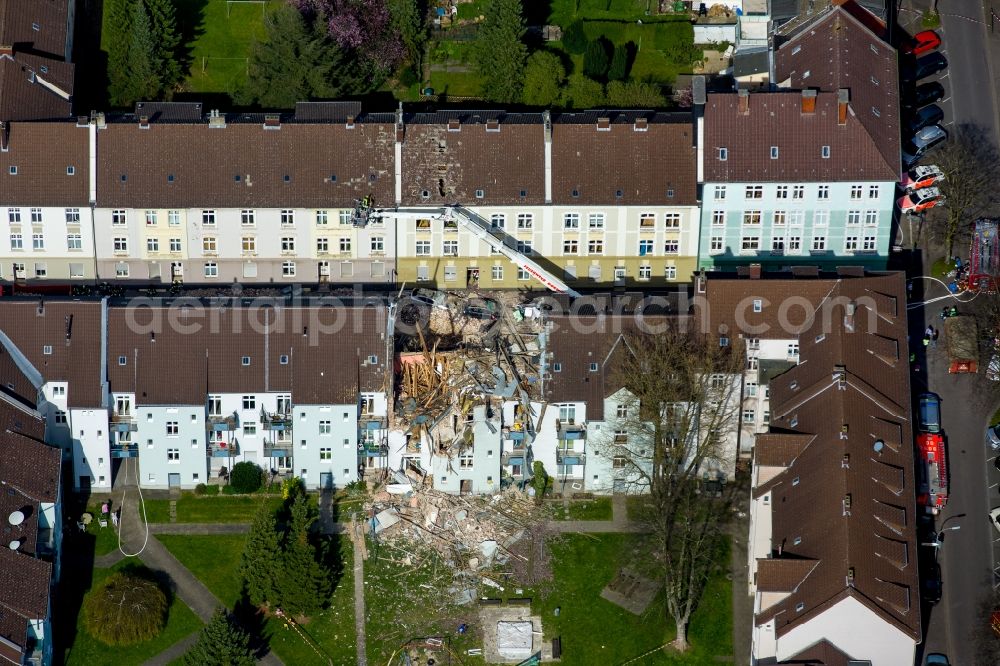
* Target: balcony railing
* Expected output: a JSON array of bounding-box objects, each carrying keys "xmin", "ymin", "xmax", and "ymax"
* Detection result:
[
  {"xmin": 111, "ymin": 442, "xmax": 138, "ymax": 458},
  {"xmin": 261, "ymin": 409, "xmax": 292, "ymax": 431},
  {"xmin": 206, "ymin": 415, "xmax": 237, "ymax": 432},
  {"xmin": 208, "ymin": 440, "xmax": 239, "ymax": 457},
  {"xmin": 501, "ymin": 443, "xmax": 527, "ymax": 466},
  {"xmin": 556, "ymin": 450, "xmax": 586, "ymax": 466},
  {"xmin": 557, "ymin": 421, "xmax": 587, "ymax": 439},
  {"xmin": 359, "ymin": 440, "xmax": 387, "ymax": 457},
  {"xmin": 361, "ymin": 416, "xmax": 387, "ymax": 430},
  {"xmin": 503, "ymin": 425, "xmax": 527, "ymax": 441},
  {"xmin": 263, "ymin": 442, "xmax": 292, "ymax": 458},
  {"xmin": 110, "ymin": 412, "xmax": 137, "ymax": 432}
]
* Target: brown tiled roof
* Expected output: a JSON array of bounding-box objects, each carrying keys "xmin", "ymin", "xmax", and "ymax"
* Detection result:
[
  {"xmin": 774, "ymin": 5, "xmax": 900, "ymax": 179},
  {"xmin": 0, "ymin": 395, "xmax": 42, "ymax": 440},
  {"xmin": 0, "ymin": 427, "xmax": 60, "ymax": 557},
  {"xmin": 108, "ymin": 304, "xmax": 387, "ymax": 405},
  {"xmin": 0, "ymin": 121, "xmax": 88, "ymax": 205},
  {"xmin": 400, "ymin": 114, "xmax": 545, "ymax": 206},
  {"xmin": 96, "ymin": 120, "xmax": 396, "ymax": 209},
  {"xmin": 0, "ymin": 344, "xmax": 40, "ymax": 409},
  {"xmin": 0, "ymin": 55, "xmax": 74, "ymax": 122},
  {"xmin": 753, "ymin": 433, "xmax": 815, "ymax": 466},
  {"xmin": 780, "ymin": 640, "xmax": 853, "ymax": 666},
  {"xmin": 755, "ymin": 558, "xmax": 819, "ymax": 592},
  {"xmin": 0, "ymin": 0, "xmax": 71, "ymax": 59},
  {"xmin": 722, "ymin": 272, "xmax": 920, "ymax": 641},
  {"xmin": 0, "ymin": 300, "xmax": 103, "ymax": 407},
  {"xmin": 551, "ymin": 113, "xmax": 696, "ymax": 206},
  {"xmin": 0, "ymin": 546, "xmax": 51, "ymax": 663},
  {"xmin": 703, "ymin": 91, "xmax": 897, "ymax": 183}
]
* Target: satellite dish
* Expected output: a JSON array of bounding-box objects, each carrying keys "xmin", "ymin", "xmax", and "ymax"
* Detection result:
[
  {"xmin": 873, "ymin": 440, "xmax": 885, "ymax": 453},
  {"xmin": 8, "ymin": 540, "xmax": 19, "ymax": 550},
  {"xmin": 7, "ymin": 511, "xmax": 24, "ymax": 526}
]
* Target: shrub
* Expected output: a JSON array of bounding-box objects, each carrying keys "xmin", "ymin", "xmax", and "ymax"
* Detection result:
[
  {"xmin": 194, "ymin": 483, "xmax": 207, "ymax": 495},
  {"xmin": 532, "ymin": 461, "xmax": 550, "ymax": 500},
  {"xmin": 281, "ymin": 476, "xmax": 305, "ymax": 501},
  {"xmin": 608, "ymin": 44, "xmax": 629, "ymax": 81},
  {"xmin": 522, "ymin": 50, "xmax": 566, "ymax": 107},
  {"xmin": 606, "ymin": 80, "xmax": 666, "ymax": 108},
  {"xmin": 563, "ymin": 76, "xmax": 605, "ymax": 109},
  {"xmin": 583, "ymin": 38, "xmax": 611, "ymax": 79},
  {"xmin": 84, "ymin": 571, "xmax": 167, "ymax": 645},
  {"xmin": 230, "ymin": 462, "xmax": 263, "ymax": 494},
  {"xmin": 562, "ymin": 20, "xmax": 588, "ymax": 54},
  {"xmin": 399, "ymin": 65, "xmax": 419, "ymax": 88},
  {"xmin": 222, "ymin": 484, "xmax": 237, "ymax": 495}
]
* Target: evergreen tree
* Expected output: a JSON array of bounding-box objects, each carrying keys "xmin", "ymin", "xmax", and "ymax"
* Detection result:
[
  {"xmin": 583, "ymin": 38, "xmax": 610, "ymax": 79},
  {"xmin": 145, "ymin": 0, "xmax": 182, "ymax": 94},
  {"xmin": 183, "ymin": 608, "xmax": 255, "ymax": 666},
  {"xmin": 608, "ymin": 44, "xmax": 629, "ymax": 81},
  {"xmin": 522, "ymin": 51, "xmax": 566, "ymax": 107},
  {"xmin": 241, "ymin": 504, "xmax": 282, "ymax": 608},
  {"xmin": 475, "ymin": 0, "xmax": 528, "ymax": 103},
  {"xmin": 105, "ymin": 0, "xmax": 134, "ymax": 107},
  {"xmin": 606, "ymin": 80, "xmax": 666, "ymax": 108},
  {"xmin": 240, "ymin": 5, "xmax": 363, "ymax": 108},
  {"xmin": 563, "ymin": 76, "xmax": 605, "ymax": 109},
  {"xmin": 275, "ymin": 495, "xmax": 331, "ymax": 616},
  {"xmin": 388, "ymin": 0, "xmax": 427, "ymax": 69},
  {"xmin": 561, "ymin": 20, "xmax": 588, "ymax": 54},
  {"xmin": 125, "ymin": 0, "xmax": 161, "ymax": 103}
]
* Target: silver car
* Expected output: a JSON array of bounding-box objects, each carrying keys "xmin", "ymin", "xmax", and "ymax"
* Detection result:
[
  {"xmin": 987, "ymin": 424, "xmax": 1000, "ymax": 450},
  {"xmin": 903, "ymin": 125, "xmax": 948, "ymax": 168}
]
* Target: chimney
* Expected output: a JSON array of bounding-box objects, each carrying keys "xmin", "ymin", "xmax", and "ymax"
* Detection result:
[
  {"xmin": 0, "ymin": 45, "xmax": 11, "ymax": 57},
  {"xmin": 748, "ymin": 263, "xmax": 762, "ymax": 279},
  {"xmin": 692, "ymin": 75, "xmax": 707, "ymax": 106},
  {"xmin": 596, "ymin": 117, "xmax": 611, "ymax": 131},
  {"xmin": 138, "ymin": 115, "xmax": 149, "ymax": 129},
  {"xmin": 208, "ymin": 109, "xmax": 226, "ymax": 129},
  {"xmin": 0, "ymin": 121, "xmax": 8, "ymax": 152},
  {"xmin": 90, "ymin": 111, "xmax": 106, "ymax": 129},
  {"xmin": 345, "ymin": 115, "xmax": 355, "ymax": 129},
  {"xmin": 447, "ymin": 118, "xmax": 460, "ymax": 132},
  {"xmin": 837, "ymin": 89, "xmax": 849, "ymax": 125},
  {"xmin": 800, "ymin": 89, "xmax": 816, "ymax": 114},
  {"xmin": 738, "ymin": 88, "xmax": 749, "ymax": 115},
  {"xmin": 485, "ymin": 119, "xmax": 500, "ymax": 132},
  {"xmin": 633, "ymin": 117, "xmax": 648, "ymax": 132},
  {"xmin": 263, "ymin": 113, "xmax": 280, "ymax": 130},
  {"xmin": 395, "ymin": 104, "xmax": 405, "ymax": 142}
]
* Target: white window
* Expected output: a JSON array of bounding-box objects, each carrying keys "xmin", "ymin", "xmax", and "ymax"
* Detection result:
[
  {"xmin": 319, "ymin": 420, "xmax": 332, "ymax": 435},
  {"xmin": 639, "ymin": 212, "xmax": 656, "ymax": 228},
  {"xmin": 638, "ymin": 239, "xmax": 653, "ymax": 255},
  {"xmin": 32, "ymin": 234, "xmax": 44, "ymax": 250},
  {"xmin": 864, "ymin": 210, "xmax": 879, "ymax": 226},
  {"xmin": 770, "ymin": 146, "xmax": 779, "ymax": 159},
  {"xmin": 788, "ymin": 343, "xmax": 800, "ymax": 357},
  {"xmin": 718, "ymin": 147, "xmax": 728, "ymax": 161},
  {"xmin": 564, "ymin": 239, "xmax": 579, "ymax": 254},
  {"xmin": 516, "ymin": 240, "xmax": 532, "ymax": 254},
  {"xmin": 65, "ymin": 208, "xmax": 80, "ymax": 224},
  {"xmin": 752, "ymin": 299, "xmax": 762, "ymax": 313},
  {"xmin": 775, "ymin": 185, "xmax": 788, "ymax": 199},
  {"xmin": 116, "ymin": 263, "xmax": 129, "ymax": 277},
  {"xmin": 663, "ymin": 239, "xmax": 679, "ymax": 254},
  {"xmin": 7, "ymin": 208, "xmax": 20, "ymax": 223},
  {"xmin": 709, "ymin": 236, "xmax": 723, "ymax": 253},
  {"xmin": 315, "ymin": 210, "xmax": 328, "ymax": 225},
  {"xmin": 792, "ymin": 185, "xmax": 804, "ymax": 199},
  {"xmin": 202, "ymin": 210, "xmax": 215, "ymax": 225},
  {"xmin": 243, "ymin": 422, "xmax": 257, "ymax": 436},
  {"xmin": 371, "ymin": 236, "xmax": 384, "ymax": 253},
  {"xmin": 741, "ymin": 236, "xmax": 759, "ymax": 251},
  {"xmin": 663, "ymin": 212, "xmax": 680, "ymax": 228},
  {"xmin": 110, "ymin": 210, "xmax": 124, "ymax": 225},
  {"xmin": 169, "ymin": 238, "xmax": 181, "ymax": 252},
  {"xmin": 29, "ymin": 208, "xmax": 42, "ymax": 223},
  {"xmin": 745, "ymin": 185, "xmax": 763, "ymax": 199},
  {"xmin": 517, "ymin": 267, "xmax": 529, "ymax": 281},
  {"xmin": 281, "ymin": 237, "xmax": 296, "ymax": 253},
  {"xmin": 863, "ymin": 234, "xmax": 878, "ymax": 251},
  {"xmin": 772, "ymin": 211, "xmax": 786, "ymax": 226},
  {"xmin": 847, "ymin": 210, "xmax": 862, "ymax": 225},
  {"xmin": 113, "ymin": 237, "xmax": 128, "ymax": 253},
  {"xmin": 280, "ymin": 209, "xmax": 295, "ymax": 226},
  {"xmin": 517, "ymin": 213, "xmax": 533, "ymax": 229},
  {"xmin": 166, "ymin": 421, "xmax": 179, "ymax": 436},
  {"xmin": 788, "ymin": 236, "xmax": 802, "ymax": 253},
  {"xmin": 558, "ymin": 404, "xmax": 576, "ymax": 423},
  {"xmin": 282, "ymin": 261, "xmax": 296, "ymax": 277},
  {"xmin": 868, "ymin": 185, "xmax": 879, "ymax": 199},
  {"xmin": 444, "ymin": 266, "xmax": 457, "ymax": 281},
  {"xmin": 443, "ymin": 240, "xmax": 458, "ymax": 255},
  {"xmin": 588, "ymin": 239, "xmax": 603, "ymax": 255},
  {"xmin": 850, "ymin": 185, "xmax": 863, "ymax": 199},
  {"xmin": 34, "ymin": 263, "xmax": 46, "ymax": 277},
  {"xmin": 316, "ymin": 237, "xmax": 329, "ymax": 253},
  {"xmin": 821, "ymin": 145, "xmax": 831, "ymax": 159},
  {"xmin": 241, "ymin": 209, "xmax": 255, "ymax": 226},
  {"xmin": 812, "ymin": 235, "xmax": 827, "ymax": 251},
  {"xmin": 771, "ymin": 237, "xmax": 785, "ymax": 252},
  {"xmin": 563, "ymin": 213, "xmax": 580, "ymax": 229},
  {"xmin": 9, "ymin": 234, "xmax": 21, "ymax": 250},
  {"xmin": 337, "ymin": 210, "xmax": 352, "ymax": 225},
  {"xmin": 813, "ymin": 210, "xmax": 829, "ymax": 226},
  {"xmin": 638, "ymin": 265, "xmax": 651, "ymax": 280},
  {"xmin": 415, "ymin": 240, "xmax": 431, "ymax": 255},
  {"xmin": 168, "ymin": 210, "xmax": 180, "ymax": 226},
  {"xmin": 714, "ymin": 185, "xmax": 726, "ymax": 200},
  {"xmin": 54, "ymin": 410, "xmax": 67, "ymax": 424},
  {"xmin": 588, "ymin": 212, "xmax": 605, "ymax": 229},
  {"xmin": 203, "ymin": 237, "xmax": 217, "ymax": 253},
  {"xmin": 319, "ymin": 448, "xmax": 332, "ymax": 461},
  {"xmin": 743, "ymin": 211, "xmax": 761, "ymax": 225},
  {"xmin": 665, "ymin": 266, "xmax": 677, "ymax": 280},
  {"xmin": 742, "ymin": 409, "xmax": 755, "ymax": 424},
  {"xmin": 614, "ymin": 266, "xmax": 626, "ymax": 280},
  {"xmin": 204, "ymin": 262, "xmax": 218, "ymax": 277},
  {"xmin": 491, "ymin": 265, "xmax": 504, "ymax": 281},
  {"xmin": 242, "ymin": 236, "xmax": 256, "ymax": 254},
  {"xmin": 146, "ymin": 238, "xmax": 159, "ymax": 252},
  {"xmin": 845, "ymin": 236, "xmax": 859, "ymax": 251},
  {"xmin": 788, "ymin": 210, "xmax": 804, "ymax": 226},
  {"xmin": 51, "ymin": 385, "xmax": 64, "ymax": 396},
  {"xmin": 339, "ymin": 237, "xmax": 352, "ymax": 253},
  {"xmin": 746, "ymin": 381, "xmax": 758, "ymax": 397},
  {"xmin": 712, "ymin": 210, "xmax": 725, "ymax": 226},
  {"xmin": 817, "ymin": 185, "xmax": 829, "ymax": 200},
  {"xmin": 490, "ymin": 213, "xmax": 505, "ymax": 229}
]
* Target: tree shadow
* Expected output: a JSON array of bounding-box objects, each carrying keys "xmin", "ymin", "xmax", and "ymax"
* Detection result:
[
  {"xmin": 71, "ymin": 0, "xmax": 109, "ymax": 113},
  {"xmin": 173, "ymin": 0, "xmax": 210, "ymax": 82},
  {"xmin": 232, "ymin": 587, "xmax": 272, "ymax": 659}
]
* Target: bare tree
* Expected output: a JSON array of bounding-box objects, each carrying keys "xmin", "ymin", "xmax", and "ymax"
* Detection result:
[
  {"xmin": 926, "ymin": 125, "xmax": 1000, "ymax": 257},
  {"xmin": 595, "ymin": 325, "xmax": 744, "ymax": 651}
]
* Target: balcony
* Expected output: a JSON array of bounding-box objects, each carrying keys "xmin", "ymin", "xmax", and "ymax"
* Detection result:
[
  {"xmin": 261, "ymin": 410, "xmax": 291, "ymax": 431},
  {"xmin": 361, "ymin": 416, "xmax": 387, "ymax": 431},
  {"xmin": 501, "ymin": 443, "xmax": 527, "ymax": 466},
  {"xmin": 110, "ymin": 412, "xmax": 137, "ymax": 432},
  {"xmin": 263, "ymin": 442, "xmax": 292, "ymax": 458},
  {"xmin": 111, "ymin": 442, "xmax": 138, "ymax": 458},
  {"xmin": 557, "ymin": 450, "xmax": 586, "ymax": 466},
  {"xmin": 503, "ymin": 425, "xmax": 527, "ymax": 442},
  {"xmin": 359, "ymin": 440, "xmax": 387, "ymax": 457},
  {"xmin": 206, "ymin": 415, "xmax": 237, "ymax": 432},
  {"xmin": 557, "ymin": 421, "xmax": 587, "ymax": 440},
  {"xmin": 208, "ymin": 440, "xmax": 239, "ymax": 457}
]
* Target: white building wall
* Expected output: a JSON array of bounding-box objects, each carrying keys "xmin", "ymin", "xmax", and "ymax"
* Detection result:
[
  {"xmin": 747, "ymin": 492, "xmax": 773, "ymax": 594},
  {"xmin": 69, "ymin": 408, "xmax": 112, "ymax": 490},
  {"xmin": 135, "ymin": 405, "xmax": 206, "ymax": 490},
  {"xmin": 296, "ymin": 403, "xmax": 359, "ymax": 490},
  {"xmin": 0, "ymin": 205, "xmax": 95, "ymax": 280}
]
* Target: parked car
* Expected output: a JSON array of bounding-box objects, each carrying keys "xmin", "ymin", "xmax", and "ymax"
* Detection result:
[
  {"xmin": 987, "ymin": 424, "xmax": 1000, "ymax": 450},
  {"xmin": 897, "ymin": 187, "xmax": 946, "ymax": 214},
  {"xmin": 918, "ymin": 393, "xmax": 942, "ymax": 433},
  {"xmin": 903, "ymin": 125, "xmax": 948, "ymax": 168},
  {"xmin": 409, "ymin": 288, "xmax": 448, "ymax": 310},
  {"xmin": 906, "ymin": 104, "xmax": 945, "ymax": 134},
  {"xmin": 925, "ymin": 654, "xmax": 950, "ymax": 666},
  {"xmin": 902, "ymin": 52, "xmax": 948, "ymax": 82},
  {"xmin": 463, "ymin": 297, "xmax": 499, "ymax": 320},
  {"xmin": 991, "ymin": 507, "xmax": 1000, "ymax": 535},
  {"xmin": 922, "ymin": 561, "xmax": 942, "ymax": 604},
  {"xmin": 903, "ymin": 30, "xmax": 942, "ymax": 56},
  {"xmin": 903, "ymin": 81, "xmax": 946, "ymax": 110},
  {"xmin": 901, "ymin": 164, "xmax": 945, "ymax": 192}
]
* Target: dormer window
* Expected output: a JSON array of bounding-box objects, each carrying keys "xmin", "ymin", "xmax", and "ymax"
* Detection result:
[
  {"xmin": 718, "ymin": 148, "xmax": 728, "ymax": 161},
  {"xmin": 770, "ymin": 146, "xmax": 779, "ymax": 159},
  {"xmin": 589, "ymin": 363, "xmax": 599, "ymax": 372},
  {"xmin": 821, "ymin": 146, "xmax": 831, "ymax": 159},
  {"xmin": 241, "ymin": 356, "xmax": 251, "ymax": 366}
]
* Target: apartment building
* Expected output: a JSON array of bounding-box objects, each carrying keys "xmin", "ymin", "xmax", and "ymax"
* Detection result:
[
  {"xmin": 106, "ymin": 303, "xmax": 388, "ymax": 490},
  {"xmin": 704, "ymin": 270, "xmax": 920, "ymax": 665},
  {"xmin": 392, "ymin": 110, "xmax": 700, "ymax": 289},
  {"xmin": 0, "ymin": 397, "xmax": 63, "ymax": 666},
  {"xmin": 697, "ymin": 4, "xmax": 900, "ymax": 272}
]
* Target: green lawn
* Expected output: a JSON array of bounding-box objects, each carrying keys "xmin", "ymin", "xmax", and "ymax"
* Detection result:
[
  {"xmin": 535, "ymin": 534, "xmax": 733, "ymax": 665},
  {"xmin": 63, "ymin": 562, "xmax": 203, "ymax": 666},
  {"xmin": 550, "ymin": 0, "xmax": 663, "ymax": 24},
  {"xmin": 551, "ymin": 497, "xmax": 614, "ymax": 520},
  {"xmin": 143, "ymin": 494, "xmax": 284, "ymax": 523},
  {"xmin": 158, "ymin": 534, "xmax": 247, "ymax": 607},
  {"xmin": 627, "ymin": 495, "xmax": 655, "ymax": 521},
  {"xmin": 80, "ymin": 504, "xmax": 121, "ymax": 556}
]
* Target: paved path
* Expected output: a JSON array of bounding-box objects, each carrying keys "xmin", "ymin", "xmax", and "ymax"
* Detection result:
[
  {"xmin": 352, "ymin": 520, "xmax": 368, "ymax": 666},
  {"xmin": 140, "ymin": 631, "xmax": 199, "ymax": 666}
]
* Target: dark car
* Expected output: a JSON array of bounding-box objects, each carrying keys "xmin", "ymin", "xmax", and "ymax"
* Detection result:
[
  {"xmin": 906, "ymin": 104, "xmax": 944, "ymax": 134},
  {"xmin": 904, "ymin": 82, "xmax": 945, "ymax": 110},
  {"xmin": 922, "ymin": 561, "xmax": 942, "ymax": 604},
  {"xmin": 917, "ymin": 393, "xmax": 942, "ymax": 433},
  {"xmin": 902, "ymin": 52, "xmax": 948, "ymax": 82}
]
